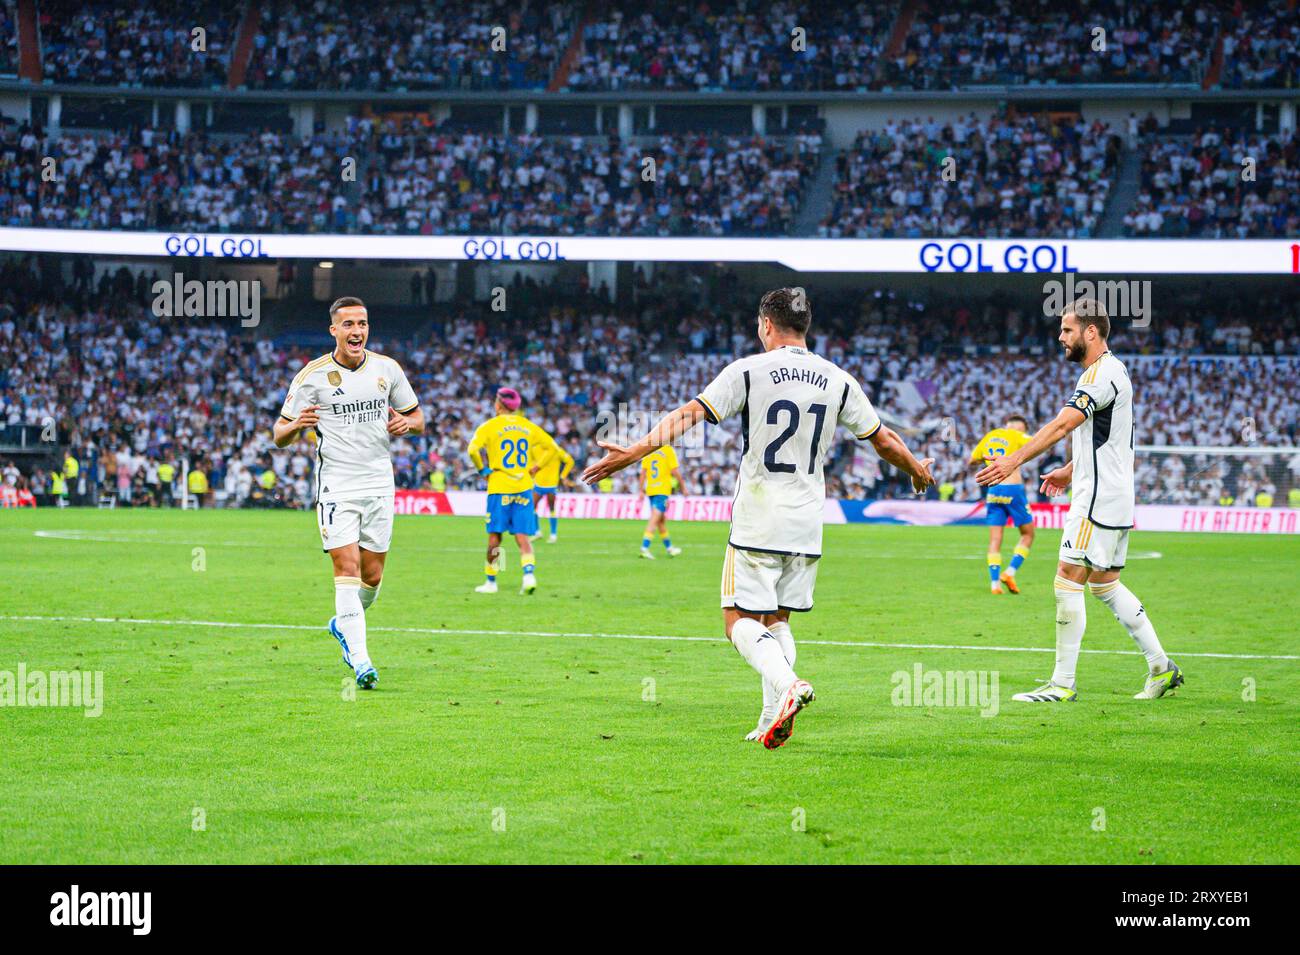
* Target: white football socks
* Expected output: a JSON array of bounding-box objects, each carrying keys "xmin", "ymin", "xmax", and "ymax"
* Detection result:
[
  {"xmin": 335, "ymin": 576, "xmax": 370, "ymax": 668},
  {"xmin": 730, "ymin": 617, "xmax": 796, "ymax": 699},
  {"xmin": 1050, "ymin": 575, "xmax": 1086, "ymax": 688},
  {"xmin": 360, "ymin": 581, "xmax": 380, "ymax": 610},
  {"xmin": 1089, "ymin": 579, "xmax": 1169, "ymax": 673},
  {"xmin": 758, "ymin": 621, "xmax": 798, "ymax": 724}
]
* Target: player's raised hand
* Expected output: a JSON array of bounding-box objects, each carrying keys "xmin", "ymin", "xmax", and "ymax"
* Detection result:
[
  {"xmin": 1039, "ymin": 465, "xmax": 1072, "ymax": 497},
  {"xmin": 581, "ymin": 441, "xmax": 634, "ymax": 485},
  {"xmin": 295, "ymin": 405, "xmax": 320, "ymax": 430},
  {"xmin": 911, "ymin": 457, "xmax": 936, "ymax": 494},
  {"xmin": 386, "ymin": 406, "xmax": 410, "ymax": 436}
]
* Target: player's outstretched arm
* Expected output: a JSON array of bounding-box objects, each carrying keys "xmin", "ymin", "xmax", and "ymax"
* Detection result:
[
  {"xmin": 868, "ymin": 426, "xmax": 935, "ymax": 494},
  {"xmin": 273, "ymin": 405, "xmax": 319, "ymax": 448},
  {"xmin": 582, "ymin": 400, "xmax": 706, "ymax": 484},
  {"xmin": 976, "ymin": 408, "xmax": 1083, "ymax": 486}
]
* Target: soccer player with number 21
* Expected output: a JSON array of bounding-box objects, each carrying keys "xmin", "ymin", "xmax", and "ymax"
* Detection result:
[{"xmin": 584, "ymin": 288, "xmax": 935, "ymax": 749}]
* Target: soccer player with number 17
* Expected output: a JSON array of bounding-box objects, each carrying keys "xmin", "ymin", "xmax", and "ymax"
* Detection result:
[{"xmin": 583, "ymin": 288, "xmax": 935, "ymax": 749}]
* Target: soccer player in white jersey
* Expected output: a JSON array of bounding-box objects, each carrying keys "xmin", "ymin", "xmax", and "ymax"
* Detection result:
[
  {"xmin": 274, "ymin": 297, "xmax": 424, "ymax": 689},
  {"xmin": 583, "ymin": 288, "xmax": 935, "ymax": 748},
  {"xmin": 977, "ymin": 298, "xmax": 1182, "ymax": 702}
]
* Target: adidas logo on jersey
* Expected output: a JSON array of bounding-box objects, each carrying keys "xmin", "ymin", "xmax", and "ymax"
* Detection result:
[{"xmin": 331, "ymin": 387, "xmax": 345, "ymax": 396}]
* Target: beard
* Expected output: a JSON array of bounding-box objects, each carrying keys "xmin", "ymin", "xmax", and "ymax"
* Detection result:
[{"xmin": 1064, "ymin": 341, "xmax": 1086, "ymax": 362}]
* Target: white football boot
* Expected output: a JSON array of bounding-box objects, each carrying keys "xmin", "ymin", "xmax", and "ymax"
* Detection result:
[{"xmin": 760, "ymin": 680, "xmax": 815, "ymax": 749}]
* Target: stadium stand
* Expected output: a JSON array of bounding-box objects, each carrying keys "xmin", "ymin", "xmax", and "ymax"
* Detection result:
[
  {"xmin": 821, "ymin": 113, "xmax": 1120, "ymax": 239},
  {"xmin": 39, "ymin": 0, "xmax": 238, "ymax": 87},
  {"xmin": 0, "ymin": 121, "xmax": 820, "ymax": 236},
  {"xmin": 3, "ymin": 257, "xmax": 1296, "ymax": 508},
  {"xmin": 1124, "ymin": 126, "xmax": 1300, "ymax": 238},
  {"xmin": 244, "ymin": 0, "xmax": 573, "ymax": 92},
  {"xmin": 901, "ymin": 0, "xmax": 1218, "ymax": 88},
  {"xmin": 23, "ymin": 1, "xmax": 1300, "ymax": 91},
  {"xmin": 12, "ymin": 115, "xmax": 1297, "ymax": 239},
  {"xmin": 2, "ymin": 0, "xmax": 1297, "ymax": 513}
]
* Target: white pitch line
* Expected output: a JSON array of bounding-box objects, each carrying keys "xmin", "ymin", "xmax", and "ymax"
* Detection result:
[{"xmin": 1, "ymin": 614, "xmax": 1295, "ymax": 661}]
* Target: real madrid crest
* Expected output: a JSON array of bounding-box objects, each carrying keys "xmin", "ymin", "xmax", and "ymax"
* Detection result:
[
  {"xmin": 377, "ymin": 377, "xmax": 388, "ymax": 392},
  {"xmin": 327, "ymin": 370, "xmax": 342, "ymax": 386}
]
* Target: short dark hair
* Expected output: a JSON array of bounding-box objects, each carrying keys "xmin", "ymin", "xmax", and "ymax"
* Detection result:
[
  {"xmin": 1006, "ymin": 414, "xmax": 1029, "ymax": 429},
  {"xmin": 758, "ymin": 287, "xmax": 811, "ymax": 335},
  {"xmin": 1062, "ymin": 297, "xmax": 1109, "ymax": 340},
  {"xmin": 329, "ymin": 296, "xmax": 366, "ymax": 319}
]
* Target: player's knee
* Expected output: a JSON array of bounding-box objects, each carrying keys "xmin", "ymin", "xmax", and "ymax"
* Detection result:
[
  {"xmin": 1087, "ymin": 577, "xmax": 1121, "ymax": 602},
  {"xmin": 1055, "ymin": 561, "xmax": 1086, "ymax": 584}
]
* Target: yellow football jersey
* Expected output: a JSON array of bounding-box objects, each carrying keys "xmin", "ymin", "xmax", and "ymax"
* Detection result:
[
  {"xmin": 467, "ymin": 414, "xmax": 557, "ymax": 495},
  {"xmin": 532, "ymin": 442, "xmax": 574, "ymax": 488},
  {"xmin": 971, "ymin": 427, "xmax": 1031, "ymax": 480},
  {"xmin": 641, "ymin": 445, "xmax": 679, "ymax": 496}
]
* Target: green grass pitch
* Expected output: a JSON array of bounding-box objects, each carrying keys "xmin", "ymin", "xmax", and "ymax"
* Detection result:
[{"xmin": 1, "ymin": 507, "xmax": 1295, "ymax": 864}]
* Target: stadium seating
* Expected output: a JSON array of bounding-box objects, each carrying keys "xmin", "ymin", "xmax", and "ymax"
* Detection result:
[
  {"xmin": 822, "ymin": 113, "xmax": 1119, "ymax": 239},
  {"xmin": 29, "ymin": 1, "xmax": 1299, "ymax": 91},
  {"xmin": 3, "ymin": 259, "xmax": 1295, "ymax": 508},
  {"xmin": 1124, "ymin": 127, "xmax": 1300, "ymax": 238},
  {"xmin": 244, "ymin": 0, "xmax": 572, "ymax": 91},
  {"xmin": 40, "ymin": 0, "xmax": 238, "ymax": 87}
]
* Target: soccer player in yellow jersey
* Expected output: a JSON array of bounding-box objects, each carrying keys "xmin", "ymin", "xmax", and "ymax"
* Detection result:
[
  {"xmin": 970, "ymin": 414, "xmax": 1035, "ymax": 594},
  {"xmin": 529, "ymin": 437, "xmax": 574, "ymax": 544},
  {"xmin": 639, "ymin": 444, "xmax": 686, "ymax": 559},
  {"xmin": 467, "ymin": 387, "xmax": 557, "ymax": 595}
]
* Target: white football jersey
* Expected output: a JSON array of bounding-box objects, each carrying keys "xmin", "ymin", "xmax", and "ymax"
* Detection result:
[
  {"xmin": 279, "ymin": 350, "xmax": 419, "ymax": 504},
  {"xmin": 697, "ymin": 345, "xmax": 880, "ymax": 557},
  {"xmin": 1064, "ymin": 351, "xmax": 1135, "ymax": 528}
]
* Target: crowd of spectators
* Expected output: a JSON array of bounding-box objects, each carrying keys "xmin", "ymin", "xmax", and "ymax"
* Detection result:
[
  {"xmin": 245, "ymin": 0, "xmax": 572, "ymax": 92},
  {"xmin": 0, "ymin": 120, "xmax": 818, "ymax": 237},
  {"xmin": 366, "ymin": 124, "xmax": 820, "ymax": 236},
  {"xmin": 27, "ymin": 0, "xmax": 1300, "ymax": 92},
  {"xmin": 0, "ymin": 2, "xmax": 17, "ymax": 77},
  {"xmin": 822, "ymin": 113, "xmax": 1120, "ymax": 238},
  {"xmin": 14, "ymin": 109, "xmax": 1300, "ymax": 242},
  {"xmin": 3, "ymin": 258, "xmax": 1296, "ymax": 512},
  {"xmin": 901, "ymin": 0, "xmax": 1217, "ymax": 89},
  {"xmin": 1123, "ymin": 126, "xmax": 1300, "ymax": 238},
  {"xmin": 567, "ymin": 2, "xmax": 898, "ymax": 92},
  {"xmin": 1218, "ymin": 0, "xmax": 1298, "ymax": 90},
  {"xmin": 0, "ymin": 122, "xmax": 368, "ymax": 231},
  {"xmin": 40, "ymin": 0, "xmax": 237, "ymax": 87}
]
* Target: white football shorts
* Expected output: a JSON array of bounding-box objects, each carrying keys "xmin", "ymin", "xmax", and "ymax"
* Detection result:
[
  {"xmin": 1059, "ymin": 507, "xmax": 1129, "ymax": 571},
  {"xmin": 720, "ymin": 544, "xmax": 819, "ymax": 614},
  {"xmin": 317, "ymin": 495, "xmax": 394, "ymax": 553}
]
